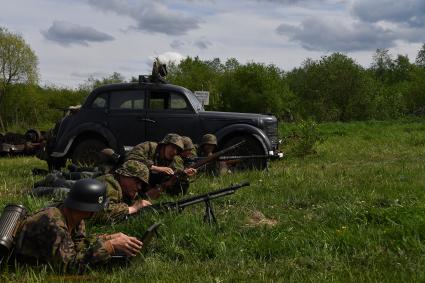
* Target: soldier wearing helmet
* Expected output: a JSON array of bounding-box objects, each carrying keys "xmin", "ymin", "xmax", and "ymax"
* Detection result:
[
  {"xmin": 14, "ymin": 179, "xmax": 143, "ymax": 271},
  {"xmin": 199, "ymin": 134, "xmax": 218, "ymax": 156},
  {"xmin": 196, "ymin": 134, "xmax": 222, "ymax": 175},
  {"xmin": 30, "ymin": 160, "xmax": 153, "ymax": 223},
  {"xmin": 180, "ymin": 136, "xmax": 198, "ymax": 167},
  {"xmin": 95, "ymin": 160, "xmax": 153, "ymax": 223},
  {"xmin": 125, "ymin": 133, "xmax": 196, "ymax": 195}
]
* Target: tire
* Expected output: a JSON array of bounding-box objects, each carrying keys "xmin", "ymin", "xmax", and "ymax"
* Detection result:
[
  {"xmin": 71, "ymin": 139, "xmax": 107, "ymax": 167},
  {"xmin": 25, "ymin": 129, "xmax": 41, "ymax": 143},
  {"xmin": 221, "ymin": 135, "xmax": 267, "ymax": 170}
]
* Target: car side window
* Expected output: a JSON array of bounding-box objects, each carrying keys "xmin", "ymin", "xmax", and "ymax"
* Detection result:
[
  {"xmin": 149, "ymin": 92, "xmax": 168, "ymax": 110},
  {"xmin": 149, "ymin": 91, "xmax": 188, "ymax": 110},
  {"xmin": 91, "ymin": 92, "xmax": 108, "ymax": 109},
  {"xmin": 170, "ymin": 93, "xmax": 188, "ymax": 110},
  {"xmin": 110, "ymin": 90, "xmax": 144, "ymax": 110}
]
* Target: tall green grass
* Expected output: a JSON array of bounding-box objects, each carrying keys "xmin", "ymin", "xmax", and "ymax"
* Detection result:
[{"xmin": 1, "ymin": 119, "xmax": 425, "ymax": 282}]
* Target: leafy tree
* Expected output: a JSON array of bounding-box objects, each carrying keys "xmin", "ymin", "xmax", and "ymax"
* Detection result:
[
  {"xmin": 219, "ymin": 62, "xmax": 295, "ymax": 116},
  {"xmin": 78, "ymin": 72, "xmax": 126, "ymax": 92},
  {"xmin": 0, "ymin": 27, "xmax": 38, "ymax": 131},
  {"xmin": 287, "ymin": 53, "xmax": 375, "ymax": 121},
  {"xmin": 371, "ymin": 48, "xmax": 394, "ymax": 82},
  {"xmin": 167, "ymin": 56, "xmax": 224, "ymax": 109},
  {"xmin": 416, "ymin": 43, "xmax": 425, "ymax": 67},
  {"xmin": 392, "ymin": 55, "xmax": 413, "ymax": 83}
]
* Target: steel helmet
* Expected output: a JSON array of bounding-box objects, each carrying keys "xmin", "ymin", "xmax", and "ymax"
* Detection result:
[{"xmin": 64, "ymin": 179, "xmax": 107, "ymax": 212}]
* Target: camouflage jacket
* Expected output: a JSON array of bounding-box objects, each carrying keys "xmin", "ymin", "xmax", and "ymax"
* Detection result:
[
  {"xmin": 95, "ymin": 174, "xmax": 130, "ymax": 223},
  {"xmin": 14, "ymin": 205, "xmax": 110, "ymax": 272},
  {"xmin": 125, "ymin": 141, "xmax": 184, "ymax": 170}
]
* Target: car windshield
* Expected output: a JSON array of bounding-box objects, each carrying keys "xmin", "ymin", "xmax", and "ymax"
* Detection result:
[{"xmin": 185, "ymin": 89, "xmax": 204, "ymax": 112}]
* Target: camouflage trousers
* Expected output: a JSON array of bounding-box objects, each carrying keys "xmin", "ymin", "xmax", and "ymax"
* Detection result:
[{"xmin": 31, "ymin": 186, "xmax": 70, "ymax": 199}]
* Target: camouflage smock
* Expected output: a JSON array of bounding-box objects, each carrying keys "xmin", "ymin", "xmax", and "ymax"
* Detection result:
[
  {"xmin": 126, "ymin": 141, "xmax": 189, "ymax": 194},
  {"xmin": 95, "ymin": 174, "xmax": 130, "ymax": 223},
  {"xmin": 14, "ymin": 205, "xmax": 110, "ymax": 272},
  {"xmin": 125, "ymin": 141, "xmax": 184, "ymax": 170}
]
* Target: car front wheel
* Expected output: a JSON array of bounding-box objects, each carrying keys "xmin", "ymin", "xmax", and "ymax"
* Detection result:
[
  {"xmin": 221, "ymin": 135, "xmax": 267, "ymax": 171},
  {"xmin": 72, "ymin": 139, "xmax": 107, "ymax": 166}
]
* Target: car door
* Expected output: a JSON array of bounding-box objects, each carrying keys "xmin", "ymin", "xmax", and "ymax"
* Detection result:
[
  {"xmin": 107, "ymin": 88, "xmax": 147, "ymax": 148},
  {"xmin": 146, "ymin": 89, "xmax": 200, "ymax": 142}
]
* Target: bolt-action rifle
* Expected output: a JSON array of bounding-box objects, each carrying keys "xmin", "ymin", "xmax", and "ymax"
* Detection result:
[
  {"xmin": 129, "ymin": 181, "xmax": 250, "ymax": 225},
  {"xmin": 158, "ymin": 140, "xmax": 246, "ymax": 193},
  {"xmin": 161, "ymin": 140, "xmax": 245, "ymax": 185},
  {"xmin": 189, "ymin": 154, "xmax": 281, "ymax": 163}
]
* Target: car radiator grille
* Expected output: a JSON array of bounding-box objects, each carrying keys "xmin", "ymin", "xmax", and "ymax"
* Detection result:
[{"xmin": 264, "ymin": 121, "xmax": 279, "ymax": 150}]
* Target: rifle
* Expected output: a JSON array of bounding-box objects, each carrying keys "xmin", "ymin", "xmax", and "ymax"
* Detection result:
[
  {"xmin": 131, "ymin": 181, "xmax": 250, "ymax": 225},
  {"xmin": 191, "ymin": 140, "xmax": 245, "ymax": 169},
  {"xmin": 189, "ymin": 154, "xmax": 281, "ymax": 163},
  {"xmin": 158, "ymin": 140, "xmax": 246, "ymax": 193}
]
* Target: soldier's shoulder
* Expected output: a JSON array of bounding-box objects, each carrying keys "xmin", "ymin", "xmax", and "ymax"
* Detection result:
[
  {"xmin": 25, "ymin": 206, "xmax": 66, "ymax": 228},
  {"xmin": 97, "ymin": 173, "xmax": 114, "ymax": 181},
  {"xmin": 98, "ymin": 174, "xmax": 120, "ymax": 186},
  {"xmin": 133, "ymin": 141, "xmax": 157, "ymax": 149}
]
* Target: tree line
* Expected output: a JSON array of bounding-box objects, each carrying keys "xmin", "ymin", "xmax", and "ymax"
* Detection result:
[{"xmin": 1, "ymin": 27, "xmax": 425, "ymax": 131}]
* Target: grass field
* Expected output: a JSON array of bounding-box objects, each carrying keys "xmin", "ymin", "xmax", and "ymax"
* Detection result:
[{"xmin": 1, "ymin": 119, "xmax": 425, "ymax": 282}]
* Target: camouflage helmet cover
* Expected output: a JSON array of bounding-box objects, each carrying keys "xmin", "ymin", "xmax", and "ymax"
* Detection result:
[
  {"xmin": 115, "ymin": 160, "xmax": 149, "ymax": 184},
  {"xmin": 181, "ymin": 136, "xmax": 195, "ymax": 151},
  {"xmin": 159, "ymin": 133, "xmax": 184, "ymax": 151},
  {"xmin": 201, "ymin": 134, "xmax": 217, "ymax": 146}
]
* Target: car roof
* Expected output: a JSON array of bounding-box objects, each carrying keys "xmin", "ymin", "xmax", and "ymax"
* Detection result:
[
  {"xmin": 91, "ymin": 82, "xmax": 189, "ymax": 94},
  {"xmin": 84, "ymin": 81, "xmax": 191, "ymax": 107}
]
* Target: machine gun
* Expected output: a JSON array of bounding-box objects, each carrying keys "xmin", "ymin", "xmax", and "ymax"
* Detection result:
[{"xmin": 130, "ymin": 181, "xmax": 250, "ymax": 225}]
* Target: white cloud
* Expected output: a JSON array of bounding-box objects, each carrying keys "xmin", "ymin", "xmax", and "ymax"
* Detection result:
[
  {"xmin": 86, "ymin": 0, "xmax": 201, "ymax": 35},
  {"xmin": 351, "ymin": 0, "xmax": 425, "ymax": 27},
  {"xmin": 42, "ymin": 20, "xmax": 114, "ymax": 46},
  {"xmin": 154, "ymin": 52, "xmax": 185, "ymax": 64}
]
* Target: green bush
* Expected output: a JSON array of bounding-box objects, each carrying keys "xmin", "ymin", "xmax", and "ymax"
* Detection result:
[
  {"xmin": 282, "ymin": 120, "xmax": 325, "ymax": 157},
  {"xmin": 0, "ymin": 84, "xmax": 87, "ymax": 131}
]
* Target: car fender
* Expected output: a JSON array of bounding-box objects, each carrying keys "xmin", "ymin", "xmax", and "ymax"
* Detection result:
[
  {"xmin": 51, "ymin": 122, "xmax": 118, "ymax": 157},
  {"xmin": 214, "ymin": 124, "xmax": 271, "ymax": 154}
]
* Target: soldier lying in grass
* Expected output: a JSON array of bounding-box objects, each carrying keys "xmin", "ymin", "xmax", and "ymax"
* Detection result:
[
  {"xmin": 31, "ymin": 160, "xmax": 154, "ymax": 224},
  {"xmin": 14, "ymin": 179, "xmax": 143, "ymax": 272}
]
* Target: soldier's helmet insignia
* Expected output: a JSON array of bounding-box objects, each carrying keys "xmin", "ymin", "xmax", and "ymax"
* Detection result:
[{"xmin": 98, "ymin": 196, "xmax": 103, "ymax": 204}]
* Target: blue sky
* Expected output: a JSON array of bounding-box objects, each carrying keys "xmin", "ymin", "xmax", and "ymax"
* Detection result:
[{"xmin": 1, "ymin": 0, "xmax": 424, "ymax": 88}]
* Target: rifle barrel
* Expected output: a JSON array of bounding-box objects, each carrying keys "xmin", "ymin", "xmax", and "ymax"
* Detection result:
[{"xmin": 192, "ymin": 140, "xmax": 246, "ymax": 169}]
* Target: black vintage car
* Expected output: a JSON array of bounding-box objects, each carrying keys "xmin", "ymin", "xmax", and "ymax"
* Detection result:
[{"xmin": 45, "ymin": 78, "xmax": 281, "ymax": 169}]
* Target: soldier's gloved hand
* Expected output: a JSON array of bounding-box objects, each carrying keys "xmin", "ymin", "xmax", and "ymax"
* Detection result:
[
  {"xmin": 129, "ymin": 199, "xmax": 152, "ymax": 214},
  {"xmin": 107, "ymin": 233, "xmax": 143, "ymax": 257},
  {"xmin": 184, "ymin": 168, "xmax": 197, "ymax": 176}
]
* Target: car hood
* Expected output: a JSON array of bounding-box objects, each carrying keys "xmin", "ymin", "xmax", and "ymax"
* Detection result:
[{"xmin": 198, "ymin": 111, "xmax": 276, "ymax": 123}]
